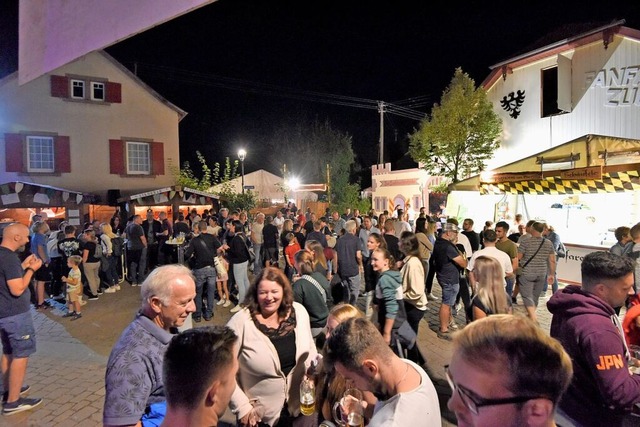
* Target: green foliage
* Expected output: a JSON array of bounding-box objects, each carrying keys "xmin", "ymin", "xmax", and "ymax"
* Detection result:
[
  {"xmin": 267, "ymin": 118, "xmax": 359, "ymax": 208},
  {"xmin": 172, "ymin": 151, "xmax": 212, "ymax": 191},
  {"xmin": 409, "ymin": 68, "xmax": 502, "ymax": 183}
]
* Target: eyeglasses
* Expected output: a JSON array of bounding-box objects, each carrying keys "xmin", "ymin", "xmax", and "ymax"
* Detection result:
[{"xmin": 445, "ymin": 366, "xmax": 546, "ymax": 415}]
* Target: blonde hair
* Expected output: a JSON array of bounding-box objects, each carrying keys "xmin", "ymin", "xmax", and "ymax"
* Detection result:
[
  {"xmin": 283, "ymin": 219, "xmax": 293, "ymax": 232},
  {"xmin": 473, "ymin": 256, "xmax": 509, "ymax": 316},
  {"xmin": 328, "ymin": 303, "xmax": 363, "ymax": 323},
  {"xmin": 68, "ymin": 255, "xmax": 82, "ymax": 266},
  {"xmin": 100, "ymin": 223, "xmax": 117, "ymax": 239}
]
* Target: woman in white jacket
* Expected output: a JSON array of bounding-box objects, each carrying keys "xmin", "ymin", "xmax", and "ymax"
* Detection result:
[{"xmin": 227, "ymin": 267, "xmax": 317, "ymax": 427}]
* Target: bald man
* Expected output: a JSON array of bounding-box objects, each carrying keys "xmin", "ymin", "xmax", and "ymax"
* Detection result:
[{"xmin": 0, "ymin": 223, "xmax": 43, "ymax": 415}]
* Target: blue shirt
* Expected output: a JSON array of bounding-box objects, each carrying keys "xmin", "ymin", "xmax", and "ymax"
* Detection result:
[{"xmin": 103, "ymin": 313, "xmax": 175, "ymax": 426}]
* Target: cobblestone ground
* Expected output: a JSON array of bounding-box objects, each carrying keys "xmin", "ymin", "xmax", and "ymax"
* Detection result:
[{"xmin": 0, "ymin": 277, "xmax": 569, "ymax": 427}]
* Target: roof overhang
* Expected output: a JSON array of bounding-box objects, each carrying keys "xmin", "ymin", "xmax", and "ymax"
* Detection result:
[
  {"xmin": 449, "ymin": 135, "xmax": 640, "ymax": 195},
  {"xmin": 481, "ymin": 20, "xmax": 640, "ymax": 90},
  {"xmin": 117, "ymin": 186, "xmax": 219, "ymax": 205},
  {"xmin": 0, "ymin": 181, "xmax": 97, "ymax": 207}
]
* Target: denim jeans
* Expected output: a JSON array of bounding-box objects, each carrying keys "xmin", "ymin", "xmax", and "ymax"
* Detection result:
[
  {"xmin": 194, "ymin": 266, "xmax": 217, "ymax": 318},
  {"xmin": 342, "ymin": 274, "xmax": 361, "ymax": 305},
  {"xmin": 233, "ymin": 261, "xmax": 250, "ymax": 306},
  {"xmin": 253, "ymin": 243, "xmax": 263, "ymax": 275},
  {"xmin": 505, "ymin": 276, "xmax": 515, "ymax": 297}
]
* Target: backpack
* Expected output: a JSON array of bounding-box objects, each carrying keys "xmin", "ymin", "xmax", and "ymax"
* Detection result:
[
  {"xmin": 47, "ymin": 231, "xmax": 62, "ymax": 258},
  {"xmin": 111, "ymin": 236, "xmax": 124, "ymax": 257},
  {"xmin": 94, "ymin": 239, "xmax": 103, "ymax": 258}
]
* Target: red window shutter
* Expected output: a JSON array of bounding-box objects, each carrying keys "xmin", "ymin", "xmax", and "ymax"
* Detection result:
[
  {"xmin": 54, "ymin": 136, "xmax": 71, "ymax": 173},
  {"xmin": 50, "ymin": 75, "xmax": 69, "ymax": 98},
  {"xmin": 105, "ymin": 82, "xmax": 122, "ymax": 103},
  {"xmin": 109, "ymin": 139, "xmax": 125, "ymax": 174},
  {"xmin": 4, "ymin": 133, "xmax": 24, "ymax": 172},
  {"xmin": 151, "ymin": 142, "xmax": 165, "ymax": 176}
]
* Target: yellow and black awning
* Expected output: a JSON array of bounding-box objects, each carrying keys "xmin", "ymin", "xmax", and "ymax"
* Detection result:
[{"xmin": 450, "ymin": 135, "xmax": 640, "ymax": 195}]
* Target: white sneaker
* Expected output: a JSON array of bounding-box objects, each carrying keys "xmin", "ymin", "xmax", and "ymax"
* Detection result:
[
  {"xmin": 229, "ymin": 305, "xmax": 242, "ymax": 313},
  {"xmin": 115, "ymin": 285, "xmax": 121, "ymax": 291},
  {"xmin": 449, "ymin": 319, "xmax": 459, "ymax": 330},
  {"xmin": 427, "ymin": 293, "xmax": 439, "ymax": 301},
  {"xmin": 104, "ymin": 287, "xmax": 117, "ymax": 294},
  {"xmin": 223, "ymin": 299, "xmax": 231, "ymax": 308},
  {"xmin": 216, "ymin": 299, "xmax": 225, "ymax": 306}
]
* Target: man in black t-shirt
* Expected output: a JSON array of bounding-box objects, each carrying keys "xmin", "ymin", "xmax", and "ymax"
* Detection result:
[
  {"xmin": 184, "ymin": 222, "xmax": 222, "ymax": 322},
  {"xmin": 0, "ymin": 224, "xmax": 43, "ymax": 414},
  {"xmin": 461, "ymin": 218, "xmax": 480, "ymax": 253}
]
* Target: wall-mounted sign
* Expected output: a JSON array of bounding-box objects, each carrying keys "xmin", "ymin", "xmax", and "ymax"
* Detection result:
[
  {"xmin": 481, "ymin": 172, "xmax": 541, "ymax": 184},
  {"xmin": 585, "ymin": 65, "xmax": 640, "ymax": 106},
  {"xmin": 559, "ymin": 166, "xmax": 602, "ymax": 180}
]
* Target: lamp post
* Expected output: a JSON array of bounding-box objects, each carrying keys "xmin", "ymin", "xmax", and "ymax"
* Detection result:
[{"xmin": 238, "ymin": 149, "xmax": 246, "ymax": 195}]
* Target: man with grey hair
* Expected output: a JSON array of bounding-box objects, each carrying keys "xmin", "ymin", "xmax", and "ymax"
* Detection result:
[
  {"xmin": 103, "ymin": 265, "xmax": 196, "ymax": 427},
  {"xmin": 335, "ymin": 220, "xmax": 362, "ymax": 304}
]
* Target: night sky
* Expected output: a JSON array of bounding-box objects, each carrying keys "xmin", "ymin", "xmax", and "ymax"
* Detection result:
[{"xmin": 2, "ymin": 1, "xmax": 640, "ymax": 187}]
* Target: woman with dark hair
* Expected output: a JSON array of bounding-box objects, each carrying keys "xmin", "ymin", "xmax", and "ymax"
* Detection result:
[
  {"xmin": 227, "ymin": 220, "xmax": 251, "ymax": 314},
  {"xmin": 363, "ymin": 233, "xmax": 386, "ymax": 318},
  {"xmin": 399, "ymin": 232, "xmax": 428, "ymax": 335},
  {"xmin": 226, "ymin": 267, "xmax": 317, "ymax": 426}
]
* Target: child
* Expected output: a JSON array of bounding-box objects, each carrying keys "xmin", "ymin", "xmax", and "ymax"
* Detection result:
[
  {"xmin": 62, "ymin": 255, "xmax": 83, "ymax": 320},
  {"xmin": 284, "ymin": 232, "xmax": 301, "ymax": 282},
  {"xmin": 214, "ymin": 255, "xmax": 231, "ymax": 308}
]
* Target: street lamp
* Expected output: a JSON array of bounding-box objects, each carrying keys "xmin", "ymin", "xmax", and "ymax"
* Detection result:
[{"xmin": 238, "ymin": 149, "xmax": 246, "ymax": 195}]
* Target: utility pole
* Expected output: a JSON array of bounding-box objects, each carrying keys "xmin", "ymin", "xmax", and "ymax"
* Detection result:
[
  {"xmin": 326, "ymin": 163, "xmax": 331, "ymax": 205},
  {"xmin": 378, "ymin": 101, "xmax": 385, "ymax": 165}
]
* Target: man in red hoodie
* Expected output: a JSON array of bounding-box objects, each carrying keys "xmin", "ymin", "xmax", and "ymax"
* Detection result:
[{"xmin": 548, "ymin": 251, "xmax": 640, "ymax": 426}]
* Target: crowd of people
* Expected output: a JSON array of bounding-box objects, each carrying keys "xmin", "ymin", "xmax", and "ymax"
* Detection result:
[{"xmin": 3, "ymin": 203, "xmax": 640, "ymax": 425}]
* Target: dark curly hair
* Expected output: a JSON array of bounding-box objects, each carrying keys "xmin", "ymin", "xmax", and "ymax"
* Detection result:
[{"xmin": 245, "ymin": 267, "xmax": 294, "ymax": 319}]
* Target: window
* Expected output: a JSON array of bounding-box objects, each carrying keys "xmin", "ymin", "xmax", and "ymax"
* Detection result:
[
  {"xmin": 26, "ymin": 136, "xmax": 55, "ymax": 173},
  {"xmin": 91, "ymin": 82, "xmax": 105, "ymax": 101},
  {"xmin": 126, "ymin": 141, "xmax": 151, "ymax": 174},
  {"xmin": 541, "ymin": 67, "xmax": 562, "ymax": 117},
  {"xmin": 71, "ymin": 79, "xmax": 85, "ymax": 99}
]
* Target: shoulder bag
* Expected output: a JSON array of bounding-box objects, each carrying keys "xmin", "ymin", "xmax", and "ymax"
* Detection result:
[{"xmin": 517, "ymin": 239, "xmax": 545, "ymax": 275}]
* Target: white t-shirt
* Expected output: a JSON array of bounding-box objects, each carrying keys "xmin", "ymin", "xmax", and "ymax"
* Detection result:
[
  {"xmin": 467, "ymin": 246, "xmax": 514, "ymax": 278},
  {"xmin": 368, "ymin": 360, "xmax": 441, "ymax": 427},
  {"xmin": 273, "ymin": 216, "xmax": 285, "ymax": 233},
  {"xmin": 456, "ymin": 232, "xmax": 473, "ymax": 257}
]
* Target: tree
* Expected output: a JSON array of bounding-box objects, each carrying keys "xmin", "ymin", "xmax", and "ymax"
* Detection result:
[
  {"xmin": 172, "ymin": 151, "xmax": 212, "ymax": 191},
  {"xmin": 409, "ymin": 68, "xmax": 502, "ymax": 183},
  {"xmin": 266, "ymin": 118, "xmax": 364, "ymax": 211}
]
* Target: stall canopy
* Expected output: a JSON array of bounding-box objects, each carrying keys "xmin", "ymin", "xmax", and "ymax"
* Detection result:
[
  {"xmin": 118, "ymin": 186, "xmax": 219, "ymax": 205},
  {"xmin": 117, "ymin": 186, "xmax": 219, "ymax": 216},
  {"xmin": 450, "ymin": 135, "xmax": 640, "ymax": 195},
  {"xmin": 0, "ymin": 181, "xmax": 97, "ymax": 207}
]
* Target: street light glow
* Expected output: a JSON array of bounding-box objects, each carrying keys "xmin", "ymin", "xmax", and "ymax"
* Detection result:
[
  {"xmin": 288, "ymin": 177, "xmax": 300, "ymax": 191},
  {"xmin": 238, "ymin": 149, "xmax": 246, "ymax": 161}
]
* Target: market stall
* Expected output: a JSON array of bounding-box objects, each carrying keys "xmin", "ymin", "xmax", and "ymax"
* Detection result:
[
  {"xmin": 447, "ymin": 134, "xmax": 640, "ymax": 283},
  {"xmin": 0, "ymin": 181, "xmax": 97, "ymax": 227},
  {"xmin": 117, "ymin": 185, "xmax": 220, "ymax": 221}
]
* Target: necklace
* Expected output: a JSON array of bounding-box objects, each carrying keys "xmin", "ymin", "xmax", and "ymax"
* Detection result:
[{"xmin": 394, "ymin": 363, "xmax": 410, "ymax": 391}]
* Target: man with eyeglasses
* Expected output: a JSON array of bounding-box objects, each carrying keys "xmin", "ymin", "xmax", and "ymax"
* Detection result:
[
  {"xmin": 447, "ymin": 315, "xmax": 572, "ymax": 427},
  {"xmin": 548, "ymin": 251, "xmax": 640, "ymax": 426}
]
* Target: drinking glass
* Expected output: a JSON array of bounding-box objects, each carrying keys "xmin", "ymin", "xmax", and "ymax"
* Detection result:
[
  {"xmin": 332, "ymin": 388, "xmax": 364, "ymax": 427},
  {"xmin": 299, "ymin": 376, "xmax": 316, "ymax": 416}
]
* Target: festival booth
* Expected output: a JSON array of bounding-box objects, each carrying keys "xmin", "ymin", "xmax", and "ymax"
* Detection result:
[
  {"xmin": 447, "ymin": 134, "xmax": 640, "ymax": 283},
  {"xmin": 117, "ymin": 186, "xmax": 220, "ymax": 220},
  {"xmin": 0, "ymin": 181, "xmax": 97, "ymax": 227}
]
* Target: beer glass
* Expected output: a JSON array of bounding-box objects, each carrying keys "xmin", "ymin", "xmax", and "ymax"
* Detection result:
[
  {"xmin": 332, "ymin": 388, "xmax": 364, "ymax": 427},
  {"xmin": 299, "ymin": 376, "xmax": 316, "ymax": 416}
]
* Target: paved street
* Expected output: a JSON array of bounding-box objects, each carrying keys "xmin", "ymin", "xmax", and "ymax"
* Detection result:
[{"xmin": 0, "ymin": 277, "xmax": 562, "ymax": 427}]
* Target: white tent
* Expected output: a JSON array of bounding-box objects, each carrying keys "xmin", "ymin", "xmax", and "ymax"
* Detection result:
[{"xmin": 209, "ymin": 169, "xmax": 318, "ymax": 202}]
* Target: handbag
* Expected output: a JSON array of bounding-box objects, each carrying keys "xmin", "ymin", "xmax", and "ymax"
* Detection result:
[
  {"xmin": 213, "ymin": 255, "xmax": 227, "ymax": 277},
  {"xmin": 241, "ymin": 235, "xmax": 256, "ymax": 264},
  {"xmin": 393, "ymin": 320, "xmax": 417, "ymax": 351}
]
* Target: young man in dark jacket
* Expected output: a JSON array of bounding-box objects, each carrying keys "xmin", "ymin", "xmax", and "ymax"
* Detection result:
[{"xmin": 548, "ymin": 251, "xmax": 640, "ymax": 426}]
